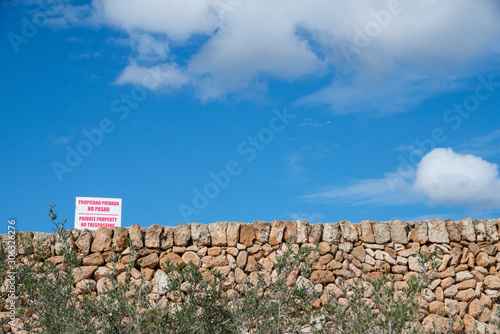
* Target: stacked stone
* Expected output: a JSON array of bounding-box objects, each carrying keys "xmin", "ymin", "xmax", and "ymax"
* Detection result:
[{"xmin": 1, "ymin": 218, "xmax": 500, "ymax": 333}]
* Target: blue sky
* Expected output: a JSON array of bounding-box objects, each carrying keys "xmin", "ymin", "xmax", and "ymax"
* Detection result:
[{"xmin": 2, "ymin": 0, "xmax": 500, "ymax": 233}]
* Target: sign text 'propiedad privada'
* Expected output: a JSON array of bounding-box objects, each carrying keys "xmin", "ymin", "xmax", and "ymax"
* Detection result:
[{"xmin": 74, "ymin": 197, "xmax": 122, "ymax": 230}]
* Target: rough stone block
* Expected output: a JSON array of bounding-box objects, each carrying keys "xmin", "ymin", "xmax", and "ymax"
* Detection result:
[
  {"xmin": 191, "ymin": 223, "xmax": 211, "ymax": 246},
  {"xmin": 390, "ymin": 220, "xmax": 409, "ymax": 244},
  {"xmin": 209, "ymin": 222, "xmax": 227, "ymax": 246},
  {"xmin": 372, "ymin": 221, "xmax": 391, "ymax": 244}
]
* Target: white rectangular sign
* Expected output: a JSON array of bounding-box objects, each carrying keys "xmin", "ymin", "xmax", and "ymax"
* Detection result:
[{"xmin": 75, "ymin": 197, "xmax": 122, "ymax": 230}]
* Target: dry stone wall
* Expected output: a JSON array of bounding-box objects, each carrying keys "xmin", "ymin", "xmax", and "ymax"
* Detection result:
[{"xmin": 3, "ymin": 218, "xmax": 500, "ymax": 333}]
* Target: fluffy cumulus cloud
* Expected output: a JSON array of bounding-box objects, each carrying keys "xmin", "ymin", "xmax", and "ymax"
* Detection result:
[
  {"xmin": 414, "ymin": 148, "xmax": 500, "ymax": 208},
  {"xmin": 303, "ymin": 148, "xmax": 500, "ymax": 209},
  {"xmin": 93, "ymin": 0, "xmax": 221, "ymax": 40},
  {"xmin": 50, "ymin": 0, "xmax": 500, "ymax": 107}
]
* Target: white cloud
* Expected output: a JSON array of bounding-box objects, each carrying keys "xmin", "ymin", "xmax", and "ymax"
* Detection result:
[
  {"xmin": 414, "ymin": 148, "xmax": 500, "ymax": 208},
  {"xmin": 302, "ymin": 177, "xmax": 419, "ymax": 206},
  {"xmin": 467, "ymin": 130, "xmax": 500, "ymax": 148},
  {"xmin": 303, "ymin": 148, "xmax": 500, "ymax": 209},
  {"xmin": 92, "ymin": 0, "xmax": 221, "ymax": 41},
  {"xmin": 115, "ymin": 62, "xmax": 191, "ymax": 90},
  {"xmin": 293, "ymin": 69, "xmax": 466, "ymax": 114},
  {"xmin": 286, "ymin": 154, "xmax": 308, "ymax": 179},
  {"xmin": 49, "ymin": 0, "xmax": 500, "ymax": 107},
  {"xmin": 457, "ymin": 130, "xmax": 500, "ymax": 158},
  {"xmin": 129, "ymin": 33, "xmax": 169, "ymax": 61}
]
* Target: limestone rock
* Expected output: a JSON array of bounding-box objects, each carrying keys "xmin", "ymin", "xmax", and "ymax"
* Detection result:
[
  {"xmin": 310, "ymin": 270, "xmax": 335, "ymax": 284},
  {"xmin": 359, "ymin": 221, "xmax": 375, "ymax": 243},
  {"xmin": 172, "ymin": 247, "xmax": 185, "ymax": 255},
  {"xmin": 96, "ymin": 277, "xmax": 112, "ymax": 294},
  {"xmin": 469, "ymin": 243, "xmax": 480, "ymax": 255},
  {"xmin": 411, "ymin": 221, "xmax": 428, "ymax": 243},
  {"xmin": 445, "ymin": 299, "xmax": 460, "ymax": 315},
  {"xmin": 55, "ymin": 233, "xmax": 75, "ymax": 255},
  {"xmin": 340, "ymin": 220, "xmax": 358, "ymax": 242},
  {"xmin": 372, "ymin": 222, "xmax": 391, "ymax": 244},
  {"xmin": 145, "ymin": 224, "xmax": 164, "ymax": 249},
  {"xmin": 485, "ymin": 289, "xmax": 500, "ymax": 298},
  {"xmin": 239, "ymin": 224, "xmax": 255, "ymax": 246},
  {"xmin": 444, "ymin": 285, "xmax": 458, "ymax": 298},
  {"xmin": 469, "ymin": 298, "xmax": 485, "ymax": 318},
  {"xmin": 269, "ymin": 220, "xmax": 285, "ymax": 245},
  {"xmin": 174, "ymin": 223, "xmax": 191, "ymax": 246},
  {"xmin": 324, "ymin": 283, "xmax": 344, "ymax": 299},
  {"xmin": 82, "ymin": 253, "xmax": 105, "ymax": 266},
  {"xmin": 456, "ymin": 279, "xmax": 477, "ymax": 290},
  {"xmin": 485, "ymin": 219, "xmax": 499, "ymax": 242},
  {"xmin": 408, "ymin": 256, "xmax": 423, "ymax": 272},
  {"xmin": 392, "ymin": 265, "xmax": 407, "ymax": 274},
  {"xmin": 463, "ymin": 314, "xmax": 477, "ymax": 333},
  {"xmin": 226, "ymin": 247, "xmax": 239, "ymax": 257},
  {"xmin": 439, "ymin": 267, "xmax": 456, "ymax": 279},
  {"xmin": 46, "ymin": 256, "xmax": 64, "ymax": 265},
  {"xmin": 474, "ymin": 220, "xmax": 487, "ymax": 242},
  {"xmin": 446, "ymin": 220, "xmax": 462, "ymax": 242},
  {"xmin": 455, "ymin": 288, "xmax": 475, "ymax": 301},
  {"xmin": 422, "ymin": 315, "xmax": 450, "ymax": 333},
  {"xmin": 283, "ymin": 220, "xmax": 298, "ymax": 242},
  {"xmin": 129, "ymin": 224, "xmax": 143, "ymax": 249},
  {"xmin": 105, "ymin": 262, "xmax": 126, "ymax": 275},
  {"xmin": 422, "ymin": 288, "xmax": 436, "ymax": 302},
  {"xmin": 209, "ymin": 222, "xmax": 227, "ymax": 246},
  {"xmin": 235, "ymin": 268, "xmax": 247, "ymax": 283},
  {"xmin": 461, "ymin": 218, "xmax": 476, "ymax": 242},
  {"xmin": 182, "ymin": 251, "xmax": 200, "ymax": 266},
  {"xmin": 112, "ymin": 227, "xmax": 129, "ymax": 251},
  {"xmin": 456, "ymin": 271, "xmax": 474, "ymax": 282},
  {"xmin": 33, "ymin": 232, "xmax": 55, "ymax": 254},
  {"xmin": 245, "ymin": 256, "xmax": 258, "ymax": 272},
  {"xmin": 390, "ymin": 220, "xmax": 409, "ymax": 244},
  {"xmin": 351, "ymin": 245, "xmax": 366, "ymax": 263},
  {"xmin": 308, "ymin": 223, "xmax": 323, "ymax": 243},
  {"xmin": 438, "ymin": 254, "xmax": 452, "ymax": 271},
  {"xmin": 141, "ymin": 268, "xmax": 155, "ymax": 281},
  {"xmin": 94, "ymin": 266, "xmax": 113, "ymax": 281},
  {"xmin": 296, "ymin": 220, "xmax": 309, "ymax": 244},
  {"xmin": 75, "ymin": 230, "xmax": 92, "ymax": 256},
  {"xmin": 72, "ymin": 266, "xmax": 97, "ymax": 283},
  {"xmin": 339, "ymin": 242, "xmax": 353, "ymax": 253},
  {"xmin": 323, "ymin": 223, "xmax": 341, "ymax": 244},
  {"xmin": 207, "ymin": 255, "xmax": 229, "ymax": 268},
  {"xmin": 76, "ymin": 279, "xmax": 96, "ymax": 292},
  {"xmin": 137, "ymin": 253, "xmax": 159, "ymax": 269},
  {"xmin": 252, "ymin": 221, "xmax": 271, "ymax": 243},
  {"xmin": 484, "ymin": 275, "xmax": 500, "ymax": 289},
  {"xmin": 152, "ymin": 270, "xmax": 169, "ymax": 295},
  {"xmin": 428, "ymin": 219, "xmax": 449, "ymax": 243},
  {"xmin": 160, "ymin": 252, "xmax": 185, "ymax": 269},
  {"xmin": 226, "ymin": 222, "xmax": 240, "ymax": 246},
  {"xmin": 428, "ymin": 301, "xmax": 445, "ymax": 314},
  {"xmin": 237, "ymin": 251, "xmax": 248, "ymax": 268},
  {"xmin": 191, "ymin": 223, "xmax": 211, "ymax": 246},
  {"xmin": 161, "ymin": 227, "xmax": 174, "ymax": 249},
  {"xmin": 208, "ymin": 247, "xmax": 222, "ymax": 256},
  {"xmin": 476, "ymin": 252, "xmax": 490, "ymax": 267}
]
